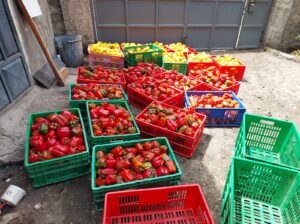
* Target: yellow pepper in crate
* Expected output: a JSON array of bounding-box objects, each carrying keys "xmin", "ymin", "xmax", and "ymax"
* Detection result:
[
  {"xmin": 88, "ymin": 41, "xmax": 123, "ymax": 56},
  {"xmin": 188, "ymin": 52, "xmax": 212, "ymax": 62},
  {"xmin": 127, "ymin": 46, "xmax": 154, "ymax": 53},
  {"xmin": 121, "ymin": 43, "xmax": 141, "ymax": 48},
  {"xmin": 166, "ymin": 42, "xmax": 188, "ymax": 53},
  {"xmin": 214, "ymin": 54, "xmax": 241, "ymax": 66},
  {"xmin": 152, "ymin": 41, "xmax": 167, "ymax": 52},
  {"xmin": 163, "ymin": 52, "xmax": 186, "ymax": 63}
]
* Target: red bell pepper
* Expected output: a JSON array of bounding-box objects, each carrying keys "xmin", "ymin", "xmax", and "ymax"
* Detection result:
[
  {"xmin": 71, "ymin": 126, "xmax": 83, "ymax": 137},
  {"xmin": 142, "ymin": 142, "xmax": 152, "ymax": 151},
  {"xmin": 69, "ymin": 136, "xmax": 84, "ymax": 147},
  {"xmin": 145, "ymin": 152, "xmax": 155, "ymax": 162},
  {"xmin": 113, "ymin": 108, "xmax": 124, "ymax": 117},
  {"xmin": 45, "ymin": 138, "xmax": 57, "ymax": 148},
  {"xmin": 96, "ymin": 151, "xmax": 106, "ymax": 159},
  {"xmin": 48, "ymin": 146, "xmax": 65, "ymax": 157},
  {"xmin": 60, "ymin": 137, "xmax": 70, "ymax": 146},
  {"xmin": 116, "ymin": 159, "xmax": 131, "ymax": 171},
  {"xmin": 165, "ymin": 160, "xmax": 176, "ymax": 173},
  {"xmin": 166, "ymin": 119, "xmax": 177, "ymax": 131},
  {"xmin": 29, "ymin": 150, "xmax": 40, "ymax": 163},
  {"xmin": 111, "ymin": 146, "xmax": 125, "ymax": 157},
  {"xmin": 157, "ymin": 166, "xmax": 170, "ymax": 176},
  {"xmin": 135, "ymin": 143, "xmax": 143, "ymax": 153},
  {"xmin": 96, "ymin": 178, "xmax": 105, "ymax": 187},
  {"xmin": 142, "ymin": 168, "xmax": 157, "ymax": 179},
  {"xmin": 151, "ymin": 147, "xmax": 161, "ymax": 156},
  {"xmin": 98, "ymin": 108, "xmax": 110, "ymax": 117},
  {"xmin": 57, "ymin": 127, "xmax": 71, "ymax": 138},
  {"xmin": 105, "ymin": 174, "xmax": 116, "ymax": 185},
  {"xmin": 106, "ymin": 159, "xmax": 116, "ymax": 169},
  {"xmin": 151, "ymin": 156, "xmax": 164, "ymax": 168},
  {"xmin": 120, "ymin": 169, "xmax": 135, "ymax": 182}
]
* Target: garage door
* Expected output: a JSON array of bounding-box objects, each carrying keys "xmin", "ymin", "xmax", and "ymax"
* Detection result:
[{"xmin": 92, "ymin": 0, "xmax": 272, "ymax": 50}]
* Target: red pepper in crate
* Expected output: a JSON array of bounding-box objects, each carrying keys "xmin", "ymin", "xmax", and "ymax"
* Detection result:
[
  {"xmin": 88, "ymin": 102, "xmax": 137, "ymax": 137},
  {"xmin": 28, "ymin": 110, "xmax": 86, "ymax": 163},
  {"xmin": 137, "ymin": 102, "xmax": 205, "ymax": 137},
  {"xmin": 77, "ymin": 66, "xmax": 125, "ymax": 83},
  {"xmin": 72, "ymin": 84, "xmax": 125, "ymax": 100},
  {"xmin": 120, "ymin": 169, "xmax": 135, "ymax": 182},
  {"xmin": 94, "ymin": 140, "xmax": 177, "ymax": 187}
]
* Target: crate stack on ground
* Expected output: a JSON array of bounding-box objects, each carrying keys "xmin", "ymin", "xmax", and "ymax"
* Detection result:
[
  {"xmin": 25, "ymin": 109, "xmax": 90, "ymax": 188},
  {"xmin": 25, "ymin": 42, "xmax": 272, "ymax": 224},
  {"xmin": 184, "ymin": 91, "xmax": 246, "ymax": 127},
  {"xmin": 220, "ymin": 114, "xmax": 300, "ymax": 224}
]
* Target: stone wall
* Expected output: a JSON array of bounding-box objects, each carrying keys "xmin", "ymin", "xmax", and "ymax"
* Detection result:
[
  {"xmin": 47, "ymin": 0, "xmax": 65, "ymax": 35},
  {"xmin": 8, "ymin": 0, "xmax": 56, "ymax": 76},
  {"xmin": 264, "ymin": 0, "xmax": 300, "ymax": 51}
]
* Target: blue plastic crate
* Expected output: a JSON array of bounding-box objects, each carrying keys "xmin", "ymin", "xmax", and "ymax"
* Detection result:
[{"xmin": 185, "ymin": 91, "xmax": 246, "ymax": 127}]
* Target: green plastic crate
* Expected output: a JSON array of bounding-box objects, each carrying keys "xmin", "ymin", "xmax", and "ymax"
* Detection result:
[
  {"xmin": 235, "ymin": 113, "xmax": 300, "ymax": 171},
  {"xmin": 69, "ymin": 84, "xmax": 128, "ymax": 118},
  {"xmin": 86, "ymin": 100, "xmax": 140, "ymax": 145},
  {"xmin": 163, "ymin": 57, "xmax": 188, "ymax": 75},
  {"xmin": 91, "ymin": 137, "xmax": 182, "ymax": 211},
  {"xmin": 124, "ymin": 44, "xmax": 162, "ymax": 66},
  {"xmin": 24, "ymin": 108, "xmax": 90, "ymax": 188},
  {"xmin": 221, "ymin": 157, "xmax": 300, "ymax": 224}
]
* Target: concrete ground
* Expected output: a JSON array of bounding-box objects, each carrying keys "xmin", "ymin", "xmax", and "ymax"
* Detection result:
[{"xmin": 0, "ymin": 50, "xmax": 299, "ymax": 223}]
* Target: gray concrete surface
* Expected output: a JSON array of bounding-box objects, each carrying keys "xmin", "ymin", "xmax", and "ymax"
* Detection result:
[{"xmin": 0, "ymin": 50, "xmax": 300, "ymax": 223}]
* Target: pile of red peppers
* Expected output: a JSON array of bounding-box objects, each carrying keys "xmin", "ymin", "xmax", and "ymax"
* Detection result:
[
  {"xmin": 29, "ymin": 110, "xmax": 86, "ymax": 163},
  {"xmin": 95, "ymin": 140, "xmax": 177, "ymax": 186},
  {"xmin": 88, "ymin": 102, "xmax": 137, "ymax": 136}
]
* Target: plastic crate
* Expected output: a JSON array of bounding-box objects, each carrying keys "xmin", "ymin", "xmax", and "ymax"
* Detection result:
[
  {"xmin": 199, "ymin": 81, "xmax": 240, "ymax": 95},
  {"xmin": 234, "ymin": 114, "xmax": 300, "ymax": 171},
  {"xmin": 91, "ymin": 137, "xmax": 182, "ymax": 211},
  {"xmin": 76, "ymin": 67, "xmax": 126, "ymax": 90},
  {"xmin": 212, "ymin": 57, "xmax": 246, "ymax": 81},
  {"xmin": 127, "ymin": 81, "xmax": 184, "ymax": 110},
  {"xmin": 163, "ymin": 61, "xmax": 188, "ymax": 75},
  {"xmin": 136, "ymin": 101, "xmax": 206, "ymax": 158},
  {"xmin": 69, "ymin": 84, "xmax": 128, "ymax": 117},
  {"xmin": 24, "ymin": 108, "xmax": 90, "ymax": 188},
  {"xmin": 103, "ymin": 184, "xmax": 214, "ymax": 224},
  {"xmin": 221, "ymin": 157, "xmax": 300, "ymax": 224},
  {"xmin": 185, "ymin": 91, "xmax": 246, "ymax": 127},
  {"xmin": 86, "ymin": 101, "xmax": 140, "ymax": 145},
  {"xmin": 88, "ymin": 53, "xmax": 124, "ymax": 69},
  {"xmin": 124, "ymin": 44, "xmax": 163, "ymax": 66}
]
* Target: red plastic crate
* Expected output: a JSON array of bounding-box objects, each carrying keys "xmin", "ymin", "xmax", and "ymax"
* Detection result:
[
  {"xmin": 136, "ymin": 101, "xmax": 206, "ymax": 158},
  {"xmin": 212, "ymin": 57, "xmax": 246, "ymax": 81},
  {"xmin": 103, "ymin": 184, "xmax": 214, "ymax": 224},
  {"xmin": 88, "ymin": 53, "xmax": 124, "ymax": 69},
  {"xmin": 127, "ymin": 81, "xmax": 184, "ymax": 110},
  {"xmin": 76, "ymin": 67, "xmax": 126, "ymax": 90},
  {"xmin": 188, "ymin": 61, "xmax": 215, "ymax": 73}
]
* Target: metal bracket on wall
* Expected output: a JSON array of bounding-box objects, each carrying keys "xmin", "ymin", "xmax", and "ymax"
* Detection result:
[{"xmin": 248, "ymin": 0, "xmax": 256, "ymax": 13}]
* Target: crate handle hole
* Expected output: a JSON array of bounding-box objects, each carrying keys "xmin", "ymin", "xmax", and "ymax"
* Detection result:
[
  {"xmin": 50, "ymin": 160, "xmax": 69, "ymax": 166},
  {"xmin": 260, "ymin": 120, "xmax": 274, "ymax": 126}
]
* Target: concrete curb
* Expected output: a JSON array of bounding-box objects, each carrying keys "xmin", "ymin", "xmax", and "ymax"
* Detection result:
[{"xmin": 265, "ymin": 47, "xmax": 300, "ymax": 63}]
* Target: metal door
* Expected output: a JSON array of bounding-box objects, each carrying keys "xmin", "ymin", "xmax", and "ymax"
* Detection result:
[
  {"xmin": 237, "ymin": 0, "xmax": 273, "ymax": 48},
  {"xmin": 92, "ymin": 0, "xmax": 272, "ymax": 50},
  {"xmin": 0, "ymin": 0, "xmax": 31, "ymax": 112}
]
